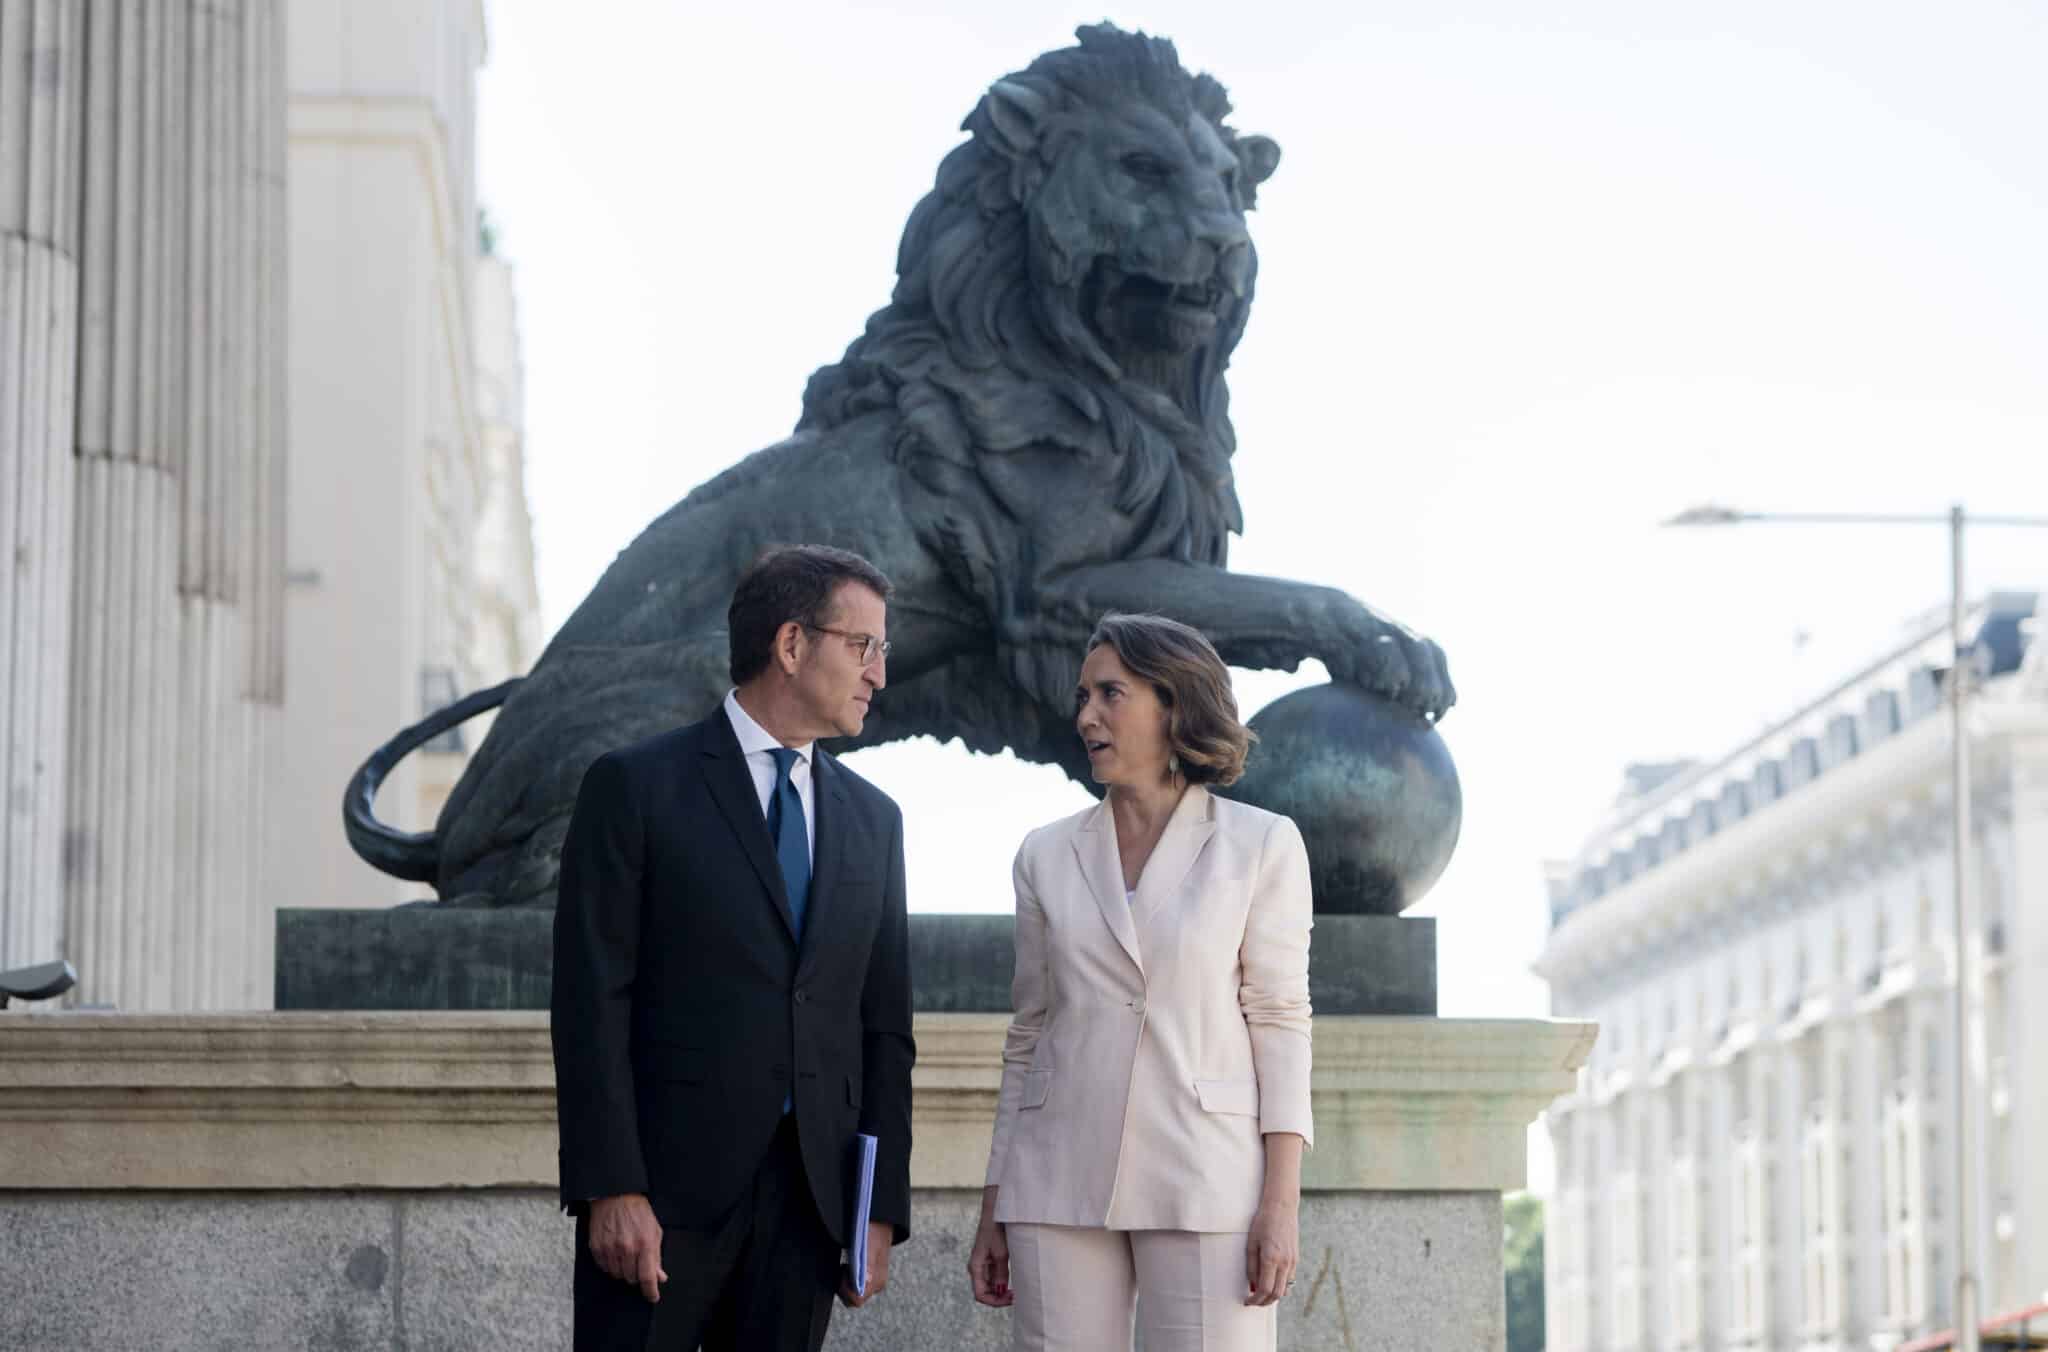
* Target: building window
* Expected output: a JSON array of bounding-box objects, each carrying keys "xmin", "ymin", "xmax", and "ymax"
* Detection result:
[
  {"xmin": 1732, "ymin": 1131, "xmax": 1767, "ymax": 1340},
  {"xmin": 1670, "ymin": 1152, "xmax": 1704, "ymax": 1347},
  {"xmin": 1881, "ymin": 1080, "xmax": 1926, "ymax": 1328},
  {"xmin": 1801, "ymin": 1108, "xmax": 1841, "ymax": 1335},
  {"xmin": 1611, "ymin": 1168, "xmax": 1646, "ymax": 1348}
]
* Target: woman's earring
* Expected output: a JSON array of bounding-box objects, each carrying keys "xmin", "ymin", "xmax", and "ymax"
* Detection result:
[{"xmin": 1167, "ymin": 754, "xmax": 1181, "ymax": 779}]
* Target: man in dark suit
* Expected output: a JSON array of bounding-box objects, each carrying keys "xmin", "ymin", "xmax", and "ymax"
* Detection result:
[{"xmin": 551, "ymin": 544, "xmax": 914, "ymax": 1351}]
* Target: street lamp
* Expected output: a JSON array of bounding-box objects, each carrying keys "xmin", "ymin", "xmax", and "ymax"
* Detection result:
[{"xmin": 1665, "ymin": 503, "xmax": 2048, "ymax": 1352}]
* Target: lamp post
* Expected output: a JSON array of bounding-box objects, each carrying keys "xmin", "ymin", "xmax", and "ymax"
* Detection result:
[{"xmin": 1665, "ymin": 503, "xmax": 2048, "ymax": 1352}]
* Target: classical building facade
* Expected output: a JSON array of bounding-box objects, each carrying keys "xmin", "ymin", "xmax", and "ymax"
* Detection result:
[
  {"xmin": 1538, "ymin": 593, "xmax": 2048, "ymax": 1352},
  {"xmin": 262, "ymin": 0, "xmax": 539, "ymax": 929},
  {"xmin": 425, "ymin": 251, "xmax": 543, "ymax": 824},
  {"xmin": 1, "ymin": 0, "xmax": 537, "ymax": 1008}
]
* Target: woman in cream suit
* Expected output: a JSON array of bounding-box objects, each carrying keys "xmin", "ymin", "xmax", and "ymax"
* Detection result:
[{"xmin": 967, "ymin": 613, "xmax": 1313, "ymax": 1351}]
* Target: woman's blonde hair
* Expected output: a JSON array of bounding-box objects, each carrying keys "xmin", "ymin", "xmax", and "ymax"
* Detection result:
[{"xmin": 1086, "ymin": 613, "xmax": 1255, "ymax": 788}]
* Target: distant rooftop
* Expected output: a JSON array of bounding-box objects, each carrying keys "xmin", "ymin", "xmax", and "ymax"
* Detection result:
[{"xmin": 1546, "ymin": 591, "xmax": 2040, "ymax": 928}]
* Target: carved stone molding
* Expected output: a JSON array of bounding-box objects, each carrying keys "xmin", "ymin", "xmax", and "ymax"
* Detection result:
[{"xmin": 0, "ymin": 1012, "xmax": 1595, "ymax": 1195}]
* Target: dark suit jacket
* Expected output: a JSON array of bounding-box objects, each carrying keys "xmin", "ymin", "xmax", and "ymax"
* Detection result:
[{"xmin": 550, "ymin": 709, "xmax": 915, "ymax": 1246}]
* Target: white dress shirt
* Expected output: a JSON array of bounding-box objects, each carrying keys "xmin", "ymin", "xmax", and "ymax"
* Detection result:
[{"xmin": 722, "ymin": 689, "xmax": 816, "ymax": 866}]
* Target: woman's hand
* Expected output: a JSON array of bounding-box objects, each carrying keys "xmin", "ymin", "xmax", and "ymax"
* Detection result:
[
  {"xmin": 1246, "ymin": 1131, "xmax": 1305, "ymax": 1305},
  {"xmin": 967, "ymin": 1185, "xmax": 1013, "ymax": 1307},
  {"xmin": 1245, "ymin": 1195, "xmax": 1299, "ymax": 1306}
]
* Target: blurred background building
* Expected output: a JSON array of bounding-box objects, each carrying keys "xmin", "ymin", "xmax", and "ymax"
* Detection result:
[
  {"xmin": 1538, "ymin": 593, "xmax": 2047, "ymax": 1351},
  {"xmin": 267, "ymin": 0, "xmax": 539, "ymax": 925},
  {"xmin": 0, "ymin": 0, "xmax": 538, "ymax": 1011}
]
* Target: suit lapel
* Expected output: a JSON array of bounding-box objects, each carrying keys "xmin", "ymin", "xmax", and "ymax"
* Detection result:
[
  {"xmin": 699, "ymin": 711, "xmax": 799, "ymax": 945},
  {"xmin": 1073, "ymin": 800, "xmax": 1144, "ymax": 977},
  {"xmin": 1129, "ymin": 786, "xmax": 1217, "ymax": 938},
  {"xmin": 795, "ymin": 749, "xmax": 853, "ymax": 976}
]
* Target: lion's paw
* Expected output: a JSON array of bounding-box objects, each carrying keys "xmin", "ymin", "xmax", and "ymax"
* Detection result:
[{"xmin": 1320, "ymin": 603, "xmax": 1457, "ymax": 723}]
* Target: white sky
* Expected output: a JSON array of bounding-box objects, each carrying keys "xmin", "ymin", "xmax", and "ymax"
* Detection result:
[{"xmin": 476, "ymin": 2, "xmax": 2048, "ymax": 1194}]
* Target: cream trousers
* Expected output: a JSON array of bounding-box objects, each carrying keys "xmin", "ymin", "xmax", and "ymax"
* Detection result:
[{"xmin": 1005, "ymin": 1224, "xmax": 1278, "ymax": 1352}]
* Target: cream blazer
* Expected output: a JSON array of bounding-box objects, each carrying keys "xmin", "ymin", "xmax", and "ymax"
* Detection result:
[{"xmin": 983, "ymin": 785, "xmax": 1314, "ymax": 1232}]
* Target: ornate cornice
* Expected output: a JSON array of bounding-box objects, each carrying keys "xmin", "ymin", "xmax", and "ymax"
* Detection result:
[
  {"xmin": 1549, "ymin": 600, "xmax": 2041, "ymax": 933},
  {"xmin": 1540, "ymin": 701, "xmax": 2048, "ymax": 1000}
]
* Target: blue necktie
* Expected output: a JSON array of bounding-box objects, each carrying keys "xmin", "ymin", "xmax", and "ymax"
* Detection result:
[
  {"xmin": 767, "ymin": 748, "xmax": 810, "ymax": 1118},
  {"xmin": 765, "ymin": 747, "xmax": 811, "ymax": 938}
]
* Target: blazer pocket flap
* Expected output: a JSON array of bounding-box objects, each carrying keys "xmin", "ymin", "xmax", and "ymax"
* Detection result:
[
  {"xmin": 1020, "ymin": 1069, "xmax": 1053, "ymax": 1109},
  {"xmin": 1194, "ymin": 1078, "xmax": 1259, "ymax": 1116}
]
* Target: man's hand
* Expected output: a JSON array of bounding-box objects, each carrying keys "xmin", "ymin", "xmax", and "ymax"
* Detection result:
[
  {"xmin": 589, "ymin": 1193, "xmax": 666, "ymax": 1303},
  {"xmin": 838, "ymin": 1221, "xmax": 893, "ymax": 1307}
]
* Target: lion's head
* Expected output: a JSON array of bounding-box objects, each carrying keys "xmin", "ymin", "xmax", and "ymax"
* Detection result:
[{"xmin": 800, "ymin": 23, "xmax": 1280, "ymax": 567}]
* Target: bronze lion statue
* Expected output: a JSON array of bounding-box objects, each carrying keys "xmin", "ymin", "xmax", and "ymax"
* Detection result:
[{"xmin": 346, "ymin": 23, "xmax": 1455, "ymax": 906}]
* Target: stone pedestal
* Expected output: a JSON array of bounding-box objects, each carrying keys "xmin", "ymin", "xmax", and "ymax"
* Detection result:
[
  {"xmin": 275, "ymin": 908, "xmax": 1438, "ymax": 1015},
  {"xmin": 0, "ymin": 1011, "xmax": 1592, "ymax": 1351},
  {"xmin": 275, "ymin": 904, "xmax": 558, "ymax": 1012}
]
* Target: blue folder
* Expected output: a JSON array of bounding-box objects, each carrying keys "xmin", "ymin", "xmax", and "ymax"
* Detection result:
[{"xmin": 849, "ymin": 1132, "xmax": 878, "ymax": 1294}]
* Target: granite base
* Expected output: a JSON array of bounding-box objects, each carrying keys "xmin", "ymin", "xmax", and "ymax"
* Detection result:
[{"xmin": 0, "ymin": 1188, "xmax": 1498, "ymax": 1351}]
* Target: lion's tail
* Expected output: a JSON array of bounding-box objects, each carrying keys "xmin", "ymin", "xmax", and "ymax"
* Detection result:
[{"xmin": 342, "ymin": 678, "xmax": 524, "ymax": 883}]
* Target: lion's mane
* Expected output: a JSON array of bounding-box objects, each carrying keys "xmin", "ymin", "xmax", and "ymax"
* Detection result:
[{"xmin": 797, "ymin": 24, "xmax": 1262, "ymax": 568}]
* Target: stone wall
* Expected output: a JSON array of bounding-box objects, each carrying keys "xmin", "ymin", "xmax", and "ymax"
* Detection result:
[
  {"xmin": 0, "ymin": 1011, "xmax": 1594, "ymax": 1350},
  {"xmin": 0, "ymin": 1188, "xmax": 1506, "ymax": 1352}
]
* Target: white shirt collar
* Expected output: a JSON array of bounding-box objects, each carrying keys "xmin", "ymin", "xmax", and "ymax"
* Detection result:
[{"xmin": 723, "ymin": 689, "xmax": 813, "ymax": 764}]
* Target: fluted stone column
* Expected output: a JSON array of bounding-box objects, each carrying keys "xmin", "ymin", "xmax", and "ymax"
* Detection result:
[
  {"xmin": 57, "ymin": 0, "xmax": 284, "ymax": 1011},
  {"xmin": 0, "ymin": 0, "xmax": 85, "ymax": 977}
]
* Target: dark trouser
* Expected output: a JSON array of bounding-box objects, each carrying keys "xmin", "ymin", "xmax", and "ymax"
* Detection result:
[{"xmin": 573, "ymin": 1117, "xmax": 840, "ymax": 1352}]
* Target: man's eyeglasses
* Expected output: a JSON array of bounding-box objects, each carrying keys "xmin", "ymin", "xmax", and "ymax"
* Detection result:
[{"xmin": 805, "ymin": 624, "xmax": 891, "ymax": 666}]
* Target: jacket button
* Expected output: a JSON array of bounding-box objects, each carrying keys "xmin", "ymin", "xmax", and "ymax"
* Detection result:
[
  {"xmin": 1131, "ymin": 999, "xmax": 1145, "ymax": 1016},
  {"xmin": 794, "ymin": 989, "xmax": 808, "ymax": 1005}
]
